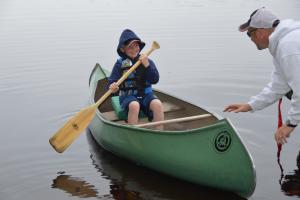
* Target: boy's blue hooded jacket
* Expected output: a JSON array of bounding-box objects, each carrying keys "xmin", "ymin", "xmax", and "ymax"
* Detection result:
[{"xmin": 108, "ymin": 29, "xmax": 159, "ymax": 96}]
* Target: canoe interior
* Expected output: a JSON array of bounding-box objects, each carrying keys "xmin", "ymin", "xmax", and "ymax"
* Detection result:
[{"xmin": 94, "ymin": 78, "xmax": 219, "ymax": 131}]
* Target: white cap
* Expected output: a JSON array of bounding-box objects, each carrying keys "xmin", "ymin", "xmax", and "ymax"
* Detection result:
[{"xmin": 239, "ymin": 7, "xmax": 279, "ymax": 32}]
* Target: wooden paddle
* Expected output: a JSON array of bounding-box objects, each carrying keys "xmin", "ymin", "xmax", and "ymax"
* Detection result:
[{"xmin": 49, "ymin": 41, "xmax": 160, "ymax": 153}]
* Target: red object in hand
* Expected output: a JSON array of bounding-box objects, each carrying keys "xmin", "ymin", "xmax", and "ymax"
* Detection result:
[{"xmin": 277, "ymin": 98, "xmax": 283, "ymax": 158}]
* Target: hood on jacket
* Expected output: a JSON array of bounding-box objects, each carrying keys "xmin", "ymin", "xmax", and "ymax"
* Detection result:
[
  {"xmin": 117, "ymin": 29, "xmax": 145, "ymax": 58},
  {"xmin": 269, "ymin": 19, "xmax": 300, "ymax": 56}
]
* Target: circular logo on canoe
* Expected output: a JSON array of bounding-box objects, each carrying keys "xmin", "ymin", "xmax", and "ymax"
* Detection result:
[{"xmin": 214, "ymin": 131, "xmax": 231, "ymax": 153}]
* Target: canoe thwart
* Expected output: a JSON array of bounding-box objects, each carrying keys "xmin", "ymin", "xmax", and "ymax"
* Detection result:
[
  {"xmin": 102, "ymin": 101, "xmax": 183, "ymax": 121},
  {"xmin": 135, "ymin": 114, "xmax": 212, "ymax": 128}
]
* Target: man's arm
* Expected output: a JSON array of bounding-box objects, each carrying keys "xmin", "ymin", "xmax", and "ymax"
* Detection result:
[
  {"xmin": 224, "ymin": 66, "xmax": 290, "ymax": 113},
  {"xmin": 265, "ymin": 54, "xmax": 300, "ymax": 145},
  {"xmin": 248, "ymin": 65, "xmax": 290, "ymax": 111}
]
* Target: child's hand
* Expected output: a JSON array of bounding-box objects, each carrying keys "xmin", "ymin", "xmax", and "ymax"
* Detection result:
[
  {"xmin": 109, "ymin": 82, "xmax": 119, "ymax": 93},
  {"xmin": 139, "ymin": 54, "xmax": 150, "ymax": 68}
]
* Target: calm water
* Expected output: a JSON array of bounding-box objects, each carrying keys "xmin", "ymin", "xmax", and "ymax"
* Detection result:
[{"xmin": 1, "ymin": 0, "xmax": 300, "ymax": 199}]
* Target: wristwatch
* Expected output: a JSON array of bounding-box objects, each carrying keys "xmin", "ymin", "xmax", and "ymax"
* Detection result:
[{"xmin": 286, "ymin": 120, "xmax": 298, "ymax": 128}]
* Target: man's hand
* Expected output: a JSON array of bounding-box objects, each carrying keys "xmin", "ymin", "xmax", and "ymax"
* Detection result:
[
  {"xmin": 109, "ymin": 82, "xmax": 119, "ymax": 93},
  {"xmin": 223, "ymin": 103, "xmax": 252, "ymax": 113},
  {"xmin": 139, "ymin": 54, "xmax": 150, "ymax": 68},
  {"xmin": 275, "ymin": 125, "xmax": 294, "ymax": 145}
]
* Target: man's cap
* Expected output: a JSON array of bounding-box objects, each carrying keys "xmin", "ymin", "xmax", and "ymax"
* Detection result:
[{"xmin": 239, "ymin": 7, "xmax": 279, "ymax": 32}]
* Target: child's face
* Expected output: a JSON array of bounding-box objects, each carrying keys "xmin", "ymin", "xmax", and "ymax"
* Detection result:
[{"xmin": 122, "ymin": 41, "xmax": 140, "ymax": 59}]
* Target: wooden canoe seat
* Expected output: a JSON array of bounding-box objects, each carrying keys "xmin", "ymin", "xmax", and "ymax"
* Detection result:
[{"xmin": 102, "ymin": 101, "xmax": 183, "ymax": 121}]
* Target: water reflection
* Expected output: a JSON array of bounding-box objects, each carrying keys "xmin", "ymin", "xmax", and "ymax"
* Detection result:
[
  {"xmin": 280, "ymin": 151, "xmax": 300, "ymax": 197},
  {"xmin": 86, "ymin": 130, "xmax": 245, "ymax": 200},
  {"xmin": 52, "ymin": 174, "xmax": 98, "ymax": 198}
]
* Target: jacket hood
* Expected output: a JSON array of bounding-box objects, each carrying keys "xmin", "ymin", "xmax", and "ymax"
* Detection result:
[
  {"xmin": 269, "ymin": 19, "xmax": 300, "ymax": 56},
  {"xmin": 117, "ymin": 29, "xmax": 145, "ymax": 58}
]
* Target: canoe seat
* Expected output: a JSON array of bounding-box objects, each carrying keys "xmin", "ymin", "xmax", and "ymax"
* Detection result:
[
  {"xmin": 102, "ymin": 100, "xmax": 182, "ymax": 121},
  {"xmin": 111, "ymin": 96, "xmax": 146, "ymax": 120}
]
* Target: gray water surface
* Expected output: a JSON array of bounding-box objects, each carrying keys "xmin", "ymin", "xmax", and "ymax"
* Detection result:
[{"xmin": 1, "ymin": 0, "xmax": 300, "ymax": 199}]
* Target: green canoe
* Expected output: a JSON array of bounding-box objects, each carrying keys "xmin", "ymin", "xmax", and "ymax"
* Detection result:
[{"xmin": 88, "ymin": 63, "xmax": 256, "ymax": 198}]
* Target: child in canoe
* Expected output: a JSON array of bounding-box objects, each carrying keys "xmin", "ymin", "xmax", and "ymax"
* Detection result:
[{"xmin": 108, "ymin": 29, "xmax": 164, "ymax": 128}]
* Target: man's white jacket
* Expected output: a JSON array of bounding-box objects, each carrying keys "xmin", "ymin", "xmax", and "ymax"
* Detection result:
[{"xmin": 248, "ymin": 19, "xmax": 300, "ymax": 125}]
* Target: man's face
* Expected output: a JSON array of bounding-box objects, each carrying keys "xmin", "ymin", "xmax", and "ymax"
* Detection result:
[
  {"xmin": 122, "ymin": 41, "xmax": 140, "ymax": 59},
  {"xmin": 247, "ymin": 28, "xmax": 269, "ymax": 50}
]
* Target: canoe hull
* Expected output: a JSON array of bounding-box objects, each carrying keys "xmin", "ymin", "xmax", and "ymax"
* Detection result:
[{"xmin": 88, "ymin": 64, "xmax": 256, "ymax": 198}]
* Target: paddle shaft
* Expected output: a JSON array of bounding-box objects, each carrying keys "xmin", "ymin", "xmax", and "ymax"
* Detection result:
[
  {"xmin": 94, "ymin": 47, "xmax": 157, "ymax": 108},
  {"xmin": 135, "ymin": 114, "xmax": 212, "ymax": 128}
]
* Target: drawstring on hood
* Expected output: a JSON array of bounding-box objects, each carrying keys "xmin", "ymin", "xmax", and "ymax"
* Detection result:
[{"xmin": 117, "ymin": 29, "xmax": 145, "ymax": 59}]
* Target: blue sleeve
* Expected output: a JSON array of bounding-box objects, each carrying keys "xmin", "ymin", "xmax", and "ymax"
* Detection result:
[
  {"xmin": 145, "ymin": 59, "xmax": 159, "ymax": 84},
  {"xmin": 107, "ymin": 60, "xmax": 122, "ymax": 88}
]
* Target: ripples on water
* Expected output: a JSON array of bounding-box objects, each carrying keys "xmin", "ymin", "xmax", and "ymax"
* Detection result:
[{"xmin": 1, "ymin": 0, "xmax": 300, "ymax": 199}]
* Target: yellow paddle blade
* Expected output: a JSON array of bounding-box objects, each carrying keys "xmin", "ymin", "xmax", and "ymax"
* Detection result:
[{"xmin": 49, "ymin": 104, "xmax": 97, "ymax": 153}]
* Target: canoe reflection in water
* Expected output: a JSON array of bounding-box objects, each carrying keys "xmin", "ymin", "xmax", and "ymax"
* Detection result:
[{"xmin": 281, "ymin": 151, "xmax": 300, "ymax": 197}]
